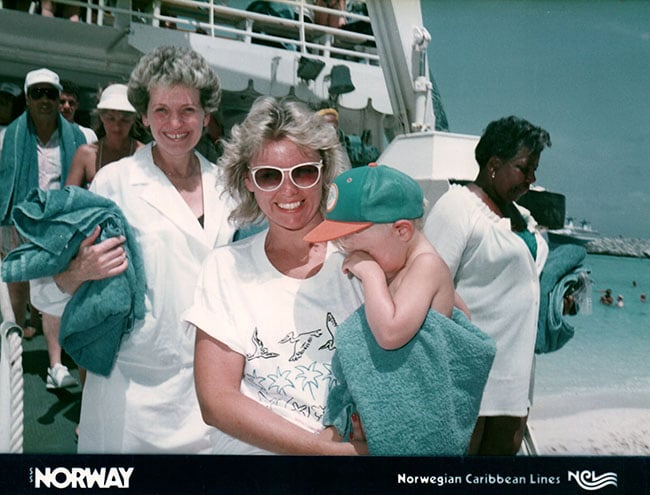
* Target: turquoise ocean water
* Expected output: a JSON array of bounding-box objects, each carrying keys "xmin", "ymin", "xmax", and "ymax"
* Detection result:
[{"xmin": 534, "ymin": 254, "xmax": 650, "ymax": 400}]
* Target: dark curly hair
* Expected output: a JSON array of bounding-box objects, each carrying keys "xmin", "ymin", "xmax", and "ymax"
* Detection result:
[{"xmin": 475, "ymin": 116, "xmax": 551, "ymax": 169}]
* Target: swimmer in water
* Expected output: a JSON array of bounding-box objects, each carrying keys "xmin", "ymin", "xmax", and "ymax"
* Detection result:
[{"xmin": 600, "ymin": 289, "xmax": 614, "ymax": 305}]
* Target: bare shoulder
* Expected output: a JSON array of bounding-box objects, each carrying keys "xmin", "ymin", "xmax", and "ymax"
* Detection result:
[
  {"xmin": 75, "ymin": 143, "xmax": 99, "ymax": 158},
  {"xmin": 412, "ymin": 250, "xmax": 455, "ymax": 315},
  {"xmin": 407, "ymin": 250, "xmax": 451, "ymax": 278}
]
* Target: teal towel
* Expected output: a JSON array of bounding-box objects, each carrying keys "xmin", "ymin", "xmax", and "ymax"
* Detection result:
[
  {"xmin": 0, "ymin": 111, "xmax": 86, "ymax": 225},
  {"xmin": 1, "ymin": 186, "xmax": 145, "ymax": 376},
  {"xmin": 324, "ymin": 307, "xmax": 496, "ymax": 456},
  {"xmin": 536, "ymin": 244, "xmax": 588, "ymax": 354}
]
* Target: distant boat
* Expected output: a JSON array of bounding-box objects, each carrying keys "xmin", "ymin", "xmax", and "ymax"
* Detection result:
[{"xmin": 547, "ymin": 217, "xmax": 601, "ymax": 247}]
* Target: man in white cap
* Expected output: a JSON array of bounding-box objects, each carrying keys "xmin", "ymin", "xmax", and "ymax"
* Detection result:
[{"xmin": 0, "ymin": 67, "xmax": 87, "ymax": 389}]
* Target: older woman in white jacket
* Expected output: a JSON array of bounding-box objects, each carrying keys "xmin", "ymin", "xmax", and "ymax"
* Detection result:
[{"xmin": 54, "ymin": 46, "xmax": 235, "ymax": 453}]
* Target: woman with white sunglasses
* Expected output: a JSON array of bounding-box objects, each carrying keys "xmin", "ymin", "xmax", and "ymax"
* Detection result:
[{"xmin": 185, "ymin": 96, "xmax": 367, "ymax": 455}]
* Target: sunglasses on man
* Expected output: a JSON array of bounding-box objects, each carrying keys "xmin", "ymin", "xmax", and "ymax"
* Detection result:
[{"xmin": 28, "ymin": 87, "xmax": 60, "ymax": 101}]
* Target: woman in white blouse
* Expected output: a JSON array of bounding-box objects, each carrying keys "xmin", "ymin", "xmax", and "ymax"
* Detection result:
[{"xmin": 424, "ymin": 116, "xmax": 551, "ymax": 455}]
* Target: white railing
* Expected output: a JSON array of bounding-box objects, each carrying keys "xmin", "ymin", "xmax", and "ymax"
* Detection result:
[
  {"xmin": 520, "ymin": 424, "xmax": 538, "ymax": 456},
  {"xmin": 1, "ymin": 0, "xmax": 378, "ymax": 64},
  {"xmin": 0, "ymin": 260, "xmax": 24, "ymax": 454}
]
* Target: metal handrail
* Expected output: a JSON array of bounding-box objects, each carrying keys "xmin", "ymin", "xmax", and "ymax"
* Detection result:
[
  {"xmin": 520, "ymin": 424, "xmax": 538, "ymax": 455},
  {"xmin": 0, "ymin": 0, "xmax": 378, "ymax": 63}
]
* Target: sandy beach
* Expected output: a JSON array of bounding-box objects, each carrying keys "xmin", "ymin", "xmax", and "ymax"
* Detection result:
[{"xmin": 527, "ymin": 390, "xmax": 650, "ymax": 455}]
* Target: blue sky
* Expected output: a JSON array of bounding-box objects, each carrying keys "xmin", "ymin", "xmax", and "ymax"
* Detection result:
[{"xmin": 422, "ymin": 1, "xmax": 650, "ymax": 238}]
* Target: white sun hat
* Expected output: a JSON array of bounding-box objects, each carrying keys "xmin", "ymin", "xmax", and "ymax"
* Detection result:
[{"xmin": 97, "ymin": 84, "xmax": 136, "ymax": 112}]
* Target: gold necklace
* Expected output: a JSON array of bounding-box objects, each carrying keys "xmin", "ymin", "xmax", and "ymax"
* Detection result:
[
  {"xmin": 154, "ymin": 146, "xmax": 199, "ymax": 179},
  {"xmin": 162, "ymin": 165, "xmax": 199, "ymax": 179}
]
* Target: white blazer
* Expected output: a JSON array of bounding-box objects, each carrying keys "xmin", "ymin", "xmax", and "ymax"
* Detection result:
[{"xmin": 78, "ymin": 143, "xmax": 236, "ymax": 454}]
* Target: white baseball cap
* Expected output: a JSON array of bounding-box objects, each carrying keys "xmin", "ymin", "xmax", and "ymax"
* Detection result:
[
  {"xmin": 24, "ymin": 68, "xmax": 63, "ymax": 93},
  {"xmin": 0, "ymin": 82, "xmax": 21, "ymax": 97},
  {"xmin": 96, "ymin": 84, "xmax": 135, "ymax": 113}
]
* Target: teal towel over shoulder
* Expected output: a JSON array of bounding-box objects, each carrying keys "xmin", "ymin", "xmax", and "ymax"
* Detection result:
[
  {"xmin": 0, "ymin": 112, "xmax": 85, "ymax": 225},
  {"xmin": 324, "ymin": 307, "xmax": 495, "ymax": 456},
  {"xmin": 1, "ymin": 186, "xmax": 145, "ymax": 376}
]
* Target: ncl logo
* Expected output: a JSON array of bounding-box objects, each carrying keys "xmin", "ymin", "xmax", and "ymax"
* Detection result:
[{"xmin": 568, "ymin": 470, "xmax": 617, "ymax": 491}]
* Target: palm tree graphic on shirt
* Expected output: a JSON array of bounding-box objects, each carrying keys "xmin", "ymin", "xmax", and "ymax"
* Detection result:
[
  {"xmin": 267, "ymin": 366, "xmax": 295, "ymax": 395},
  {"xmin": 295, "ymin": 361, "xmax": 325, "ymax": 400}
]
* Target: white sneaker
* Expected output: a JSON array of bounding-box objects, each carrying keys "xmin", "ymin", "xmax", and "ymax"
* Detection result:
[{"xmin": 46, "ymin": 364, "xmax": 78, "ymax": 390}]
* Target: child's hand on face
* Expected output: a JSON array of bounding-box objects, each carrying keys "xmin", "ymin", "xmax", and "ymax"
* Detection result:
[{"xmin": 342, "ymin": 251, "xmax": 380, "ymax": 280}]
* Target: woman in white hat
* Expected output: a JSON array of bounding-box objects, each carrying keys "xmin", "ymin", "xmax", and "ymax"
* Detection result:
[{"xmin": 66, "ymin": 83, "xmax": 145, "ymax": 188}]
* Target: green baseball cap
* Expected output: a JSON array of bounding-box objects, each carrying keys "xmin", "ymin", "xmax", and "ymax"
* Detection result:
[{"xmin": 304, "ymin": 163, "xmax": 424, "ymax": 242}]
